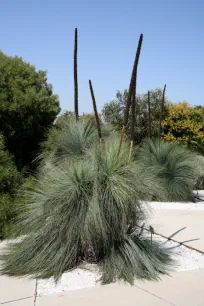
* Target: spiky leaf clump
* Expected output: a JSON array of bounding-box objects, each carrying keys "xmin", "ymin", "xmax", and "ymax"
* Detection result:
[
  {"xmin": 194, "ymin": 155, "xmax": 204, "ymax": 189},
  {"xmin": 0, "ymin": 129, "xmax": 173, "ymax": 284},
  {"xmin": 137, "ymin": 139, "xmax": 199, "ymax": 201},
  {"xmin": 37, "ymin": 116, "xmax": 98, "ymax": 166}
]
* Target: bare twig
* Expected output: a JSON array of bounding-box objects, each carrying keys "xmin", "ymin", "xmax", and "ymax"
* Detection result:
[
  {"xmin": 194, "ymin": 195, "xmax": 204, "ymax": 202},
  {"xmin": 34, "ymin": 279, "xmax": 38, "ymax": 306},
  {"xmin": 149, "ymin": 225, "xmax": 154, "ymax": 244},
  {"xmin": 136, "ymin": 225, "xmax": 204, "ymax": 255},
  {"xmin": 138, "ymin": 223, "xmax": 145, "ymax": 236}
]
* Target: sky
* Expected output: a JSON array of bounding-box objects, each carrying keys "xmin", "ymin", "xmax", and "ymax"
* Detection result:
[{"xmin": 0, "ymin": 0, "xmax": 203, "ymax": 114}]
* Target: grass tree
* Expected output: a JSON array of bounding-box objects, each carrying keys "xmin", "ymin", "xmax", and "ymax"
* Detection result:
[
  {"xmin": 0, "ymin": 125, "xmax": 173, "ymax": 283},
  {"xmin": 0, "ymin": 31, "xmax": 174, "ymax": 285},
  {"xmin": 137, "ymin": 139, "xmax": 200, "ymax": 201}
]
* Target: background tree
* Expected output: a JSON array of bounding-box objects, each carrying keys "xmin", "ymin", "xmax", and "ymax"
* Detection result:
[
  {"xmin": 0, "ymin": 52, "xmax": 60, "ymax": 170},
  {"xmin": 0, "ymin": 134, "xmax": 23, "ymax": 238},
  {"xmin": 102, "ymin": 88, "xmax": 166, "ymax": 144},
  {"xmin": 163, "ymin": 102, "xmax": 204, "ymax": 154}
]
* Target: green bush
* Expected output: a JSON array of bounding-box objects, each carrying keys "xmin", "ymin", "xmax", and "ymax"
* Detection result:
[
  {"xmin": 0, "ymin": 194, "xmax": 14, "ymax": 238},
  {"xmin": 0, "ymin": 134, "xmax": 23, "ymax": 239},
  {"xmin": 0, "ymin": 51, "xmax": 60, "ymax": 170}
]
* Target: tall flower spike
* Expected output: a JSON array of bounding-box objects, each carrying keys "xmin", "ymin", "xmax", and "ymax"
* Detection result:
[
  {"xmin": 148, "ymin": 91, "xmax": 152, "ymax": 138},
  {"xmin": 129, "ymin": 84, "xmax": 136, "ymax": 161},
  {"xmin": 74, "ymin": 28, "xmax": 79, "ymax": 121},
  {"xmin": 89, "ymin": 80, "xmax": 102, "ymax": 150},
  {"xmin": 158, "ymin": 84, "xmax": 166, "ymax": 141},
  {"xmin": 118, "ymin": 34, "xmax": 143, "ymax": 157}
]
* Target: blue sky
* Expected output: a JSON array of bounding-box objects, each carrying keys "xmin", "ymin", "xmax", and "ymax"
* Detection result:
[{"xmin": 0, "ymin": 0, "xmax": 203, "ymax": 113}]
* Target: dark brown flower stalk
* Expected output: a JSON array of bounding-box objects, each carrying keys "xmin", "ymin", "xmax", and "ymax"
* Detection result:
[
  {"xmin": 89, "ymin": 80, "xmax": 102, "ymax": 150},
  {"xmin": 148, "ymin": 90, "xmax": 152, "ymax": 138},
  {"xmin": 129, "ymin": 82, "xmax": 136, "ymax": 161},
  {"xmin": 118, "ymin": 34, "xmax": 143, "ymax": 158},
  {"xmin": 74, "ymin": 28, "xmax": 79, "ymax": 121},
  {"xmin": 158, "ymin": 84, "xmax": 166, "ymax": 141}
]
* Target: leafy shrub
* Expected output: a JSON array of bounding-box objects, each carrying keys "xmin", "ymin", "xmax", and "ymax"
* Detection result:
[{"xmin": 163, "ymin": 102, "xmax": 204, "ymax": 154}]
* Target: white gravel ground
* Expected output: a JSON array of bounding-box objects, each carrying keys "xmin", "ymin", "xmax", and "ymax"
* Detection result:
[
  {"xmin": 37, "ymin": 201, "xmax": 204, "ymax": 296},
  {"xmin": 37, "ymin": 234, "xmax": 204, "ymax": 297},
  {"xmin": 148, "ymin": 201, "xmax": 204, "ymax": 210},
  {"xmin": 37, "ymin": 265, "xmax": 100, "ymax": 296}
]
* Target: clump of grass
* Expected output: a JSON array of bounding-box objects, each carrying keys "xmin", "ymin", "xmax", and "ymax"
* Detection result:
[{"xmin": 137, "ymin": 138, "xmax": 199, "ymax": 201}]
